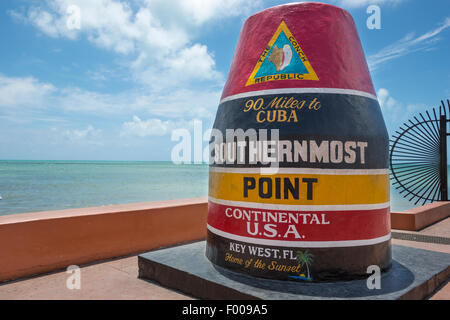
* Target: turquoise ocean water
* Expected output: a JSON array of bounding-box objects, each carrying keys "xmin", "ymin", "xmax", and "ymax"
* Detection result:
[
  {"xmin": 0, "ymin": 161, "xmax": 208, "ymax": 216},
  {"xmin": 0, "ymin": 160, "xmax": 434, "ymax": 216}
]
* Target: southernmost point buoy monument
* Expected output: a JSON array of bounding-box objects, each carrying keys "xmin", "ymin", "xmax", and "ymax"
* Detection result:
[
  {"xmin": 205, "ymin": 2, "xmax": 391, "ymax": 281},
  {"xmin": 138, "ymin": 2, "xmax": 450, "ymax": 299}
]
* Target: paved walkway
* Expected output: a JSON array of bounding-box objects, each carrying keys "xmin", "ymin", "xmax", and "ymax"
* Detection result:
[
  {"xmin": 0, "ymin": 256, "xmax": 191, "ymax": 300},
  {"xmin": 0, "ymin": 218, "xmax": 449, "ymax": 300},
  {"xmin": 390, "ymin": 217, "xmax": 450, "ymax": 300}
]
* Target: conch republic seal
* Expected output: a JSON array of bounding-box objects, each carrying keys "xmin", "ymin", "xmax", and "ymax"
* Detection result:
[{"xmin": 206, "ymin": 2, "xmax": 391, "ymax": 281}]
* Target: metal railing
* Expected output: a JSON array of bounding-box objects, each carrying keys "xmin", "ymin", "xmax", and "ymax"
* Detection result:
[{"xmin": 389, "ymin": 99, "xmax": 450, "ymax": 205}]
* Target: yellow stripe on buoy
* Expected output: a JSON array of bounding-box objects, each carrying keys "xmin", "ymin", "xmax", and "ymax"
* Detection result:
[{"xmin": 209, "ymin": 171, "xmax": 389, "ymax": 205}]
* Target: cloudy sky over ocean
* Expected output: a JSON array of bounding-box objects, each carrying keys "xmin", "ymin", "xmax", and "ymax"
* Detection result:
[{"xmin": 0, "ymin": 0, "xmax": 449, "ymax": 160}]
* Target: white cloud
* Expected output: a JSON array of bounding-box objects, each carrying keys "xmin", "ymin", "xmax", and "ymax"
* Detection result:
[
  {"xmin": 140, "ymin": 0, "xmax": 260, "ymax": 27},
  {"xmin": 62, "ymin": 125, "xmax": 102, "ymax": 140},
  {"xmin": 128, "ymin": 88, "xmax": 221, "ymax": 119},
  {"xmin": 10, "ymin": 0, "xmax": 259, "ymax": 86},
  {"xmin": 164, "ymin": 44, "xmax": 221, "ymax": 80},
  {"xmin": 0, "ymin": 74, "xmax": 55, "ymax": 108},
  {"xmin": 3, "ymin": 0, "xmax": 256, "ymax": 153},
  {"xmin": 57, "ymin": 87, "xmax": 121, "ymax": 113},
  {"xmin": 377, "ymin": 88, "xmax": 399, "ymax": 113},
  {"xmin": 57, "ymin": 85, "xmax": 221, "ymax": 119},
  {"xmin": 175, "ymin": 0, "xmax": 260, "ymax": 25},
  {"xmin": 334, "ymin": 0, "xmax": 406, "ymax": 8},
  {"xmin": 368, "ymin": 17, "xmax": 450, "ymax": 71},
  {"xmin": 28, "ymin": 9, "xmax": 63, "ymax": 38},
  {"xmin": 120, "ymin": 116, "xmax": 186, "ymax": 137},
  {"xmin": 0, "ymin": 74, "xmax": 221, "ymax": 122},
  {"xmin": 49, "ymin": 125, "xmax": 104, "ymax": 146},
  {"xmin": 377, "ymin": 88, "xmax": 426, "ymax": 132}
]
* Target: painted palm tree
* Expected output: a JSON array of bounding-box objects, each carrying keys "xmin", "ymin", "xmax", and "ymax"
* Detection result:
[{"xmin": 296, "ymin": 250, "xmax": 314, "ymax": 280}]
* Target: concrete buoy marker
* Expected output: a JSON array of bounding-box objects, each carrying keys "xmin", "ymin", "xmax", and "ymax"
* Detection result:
[{"xmin": 205, "ymin": 2, "xmax": 391, "ymax": 281}]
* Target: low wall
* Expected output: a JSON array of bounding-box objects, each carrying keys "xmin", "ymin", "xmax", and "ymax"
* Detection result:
[
  {"xmin": 1, "ymin": 198, "xmax": 448, "ymax": 283},
  {"xmin": 0, "ymin": 198, "xmax": 208, "ymax": 283},
  {"xmin": 391, "ymin": 201, "xmax": 450, "ymax": 231}
]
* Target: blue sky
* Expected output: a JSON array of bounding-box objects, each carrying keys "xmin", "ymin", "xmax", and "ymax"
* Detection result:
[{"xmin": 0, "ymin": 0, "xmax": 449, "ymax": 161}]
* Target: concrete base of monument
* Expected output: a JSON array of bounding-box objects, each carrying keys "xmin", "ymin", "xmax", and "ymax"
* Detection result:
[{"xmin": 138, "ymin": 241, "xmax": 450, "ymax": 300}]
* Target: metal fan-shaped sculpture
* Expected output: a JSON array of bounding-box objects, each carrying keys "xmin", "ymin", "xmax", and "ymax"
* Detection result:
[{"xmin": 390, "ymin": 99, "xmax": 450, "ymax": 205}]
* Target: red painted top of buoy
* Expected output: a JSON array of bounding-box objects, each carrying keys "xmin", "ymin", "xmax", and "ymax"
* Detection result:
[{"xmin": 221, "ymin": 2, "xmax": 375, "ymax": 99}]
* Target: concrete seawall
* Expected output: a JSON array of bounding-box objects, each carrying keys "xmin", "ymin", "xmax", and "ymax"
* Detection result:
[
  {"xmin": 391, "ymin": 202, "xmax": 450, "ymax": 231},
  {"xmin": 0, "ymin": 198, "xmax": 448, "ymax": 283},
  {"xmin": 0, "ymin": 197, "xmax": 208, "ymax": 283}
]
